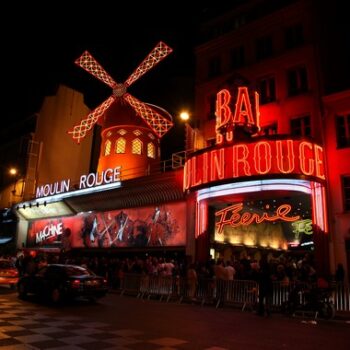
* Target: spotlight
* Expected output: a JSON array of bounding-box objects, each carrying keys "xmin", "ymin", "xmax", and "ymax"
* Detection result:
[
  {"xmin": 44, "ymin": 201, "xmax": 47, "ymax": 206},
  {"xmin": 36, "ymin": 203, "xmax": 39, "ymax": 207},
  {"xmin": 29, "ymin": 203, "xmax": 32, "ymax": 208},
  {"xmin": 23, "ymin": 205, "xmax": 26, "ymax": 210}
]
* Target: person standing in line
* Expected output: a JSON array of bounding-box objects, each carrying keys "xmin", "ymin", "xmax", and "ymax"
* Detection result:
[{"xmin": 257, "ymin": 254, "xmax": 273, "ymax": 317}]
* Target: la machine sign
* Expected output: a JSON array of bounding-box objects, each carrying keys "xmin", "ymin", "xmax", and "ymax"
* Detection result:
[{"xmin": 184, "ymin": 87, "xmax": 325, "ymax": 190}]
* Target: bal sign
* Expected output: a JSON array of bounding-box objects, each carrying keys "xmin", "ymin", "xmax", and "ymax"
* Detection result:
[{"xmin": 184, "ymin": 87, "xmax": 325, "ymax": 190}]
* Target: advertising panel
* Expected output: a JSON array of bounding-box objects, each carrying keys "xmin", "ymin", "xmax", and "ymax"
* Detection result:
[{"xmin": 27, "ymin": 202, "xmax": 186, "ymax": 250}]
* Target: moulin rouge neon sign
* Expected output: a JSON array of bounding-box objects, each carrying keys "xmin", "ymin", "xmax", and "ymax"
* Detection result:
[
  {"xmin": 215, "ymin": 203, "xmax": 300, "ymax": 234},
  {"xmin": 184, "ymin": 87, "xmax": 325, "ymax": 190},
  {"xmin": 35, "ymin": 166, "xmax": 121, "ymax": 198}
]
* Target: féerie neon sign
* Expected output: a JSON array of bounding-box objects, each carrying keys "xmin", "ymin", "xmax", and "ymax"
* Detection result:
[{"xmin": 215, "ymin": 202, "xmax": 300, "ymax": 234}]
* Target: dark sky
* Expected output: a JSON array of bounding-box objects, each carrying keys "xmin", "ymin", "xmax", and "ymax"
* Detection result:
[{"xmin": 2, "ymin": 2, "xmax": 207, "ymax": 157}]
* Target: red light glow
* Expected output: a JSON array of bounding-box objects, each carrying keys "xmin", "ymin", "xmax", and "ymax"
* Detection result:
[
  {"xmin": 68, "ymin": 42, "xmax": 174, "ymax": 143},
  {"xmin": 215, "ymin": 202, "xmax": 300, "ymax": 234},
  {"xmin": 184, "ymin": 139, "xmax": 325, "ymax": 190}
]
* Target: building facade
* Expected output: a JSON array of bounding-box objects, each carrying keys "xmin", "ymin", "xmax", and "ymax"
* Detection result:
[{"xmin": 191, "ymin": 0, "xmax": 350, "ymax": 278}]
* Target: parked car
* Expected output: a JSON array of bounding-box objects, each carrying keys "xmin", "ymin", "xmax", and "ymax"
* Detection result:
[
  {"xmin": 17, "ymin": 264, "xmax": 108, "ymax": 303},
  {"xmin": 0, "ymin": 258, "xmax": 19, "ymax": 289}
]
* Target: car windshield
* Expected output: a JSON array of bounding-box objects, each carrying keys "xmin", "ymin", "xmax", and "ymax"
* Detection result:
[
  {"xmin": 0, "ymin": 260, "xmax": 15, "ymax": 269},
  {"xmin": 64, "ymin": 265, "xmax": 95, "ymax": 277}
]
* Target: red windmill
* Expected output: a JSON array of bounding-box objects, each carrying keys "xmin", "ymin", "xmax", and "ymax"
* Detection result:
[
  {"xmin": 68, "ymin": 41, "xmax": 174, "ymax": 144},
  {"xmin": 68, "ymin": 42, "xmax": 174, "ymax": 180}
]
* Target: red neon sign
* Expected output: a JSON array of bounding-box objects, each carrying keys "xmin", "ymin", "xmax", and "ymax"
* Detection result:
[
  {"xmin": 216, "ymin": 87, "xmax": 260, "ymax": 144},
  {"xmin": 184, "ymin": 139, "xmax": 325, "ymax": 190},
  {"xmin": 215, "ymin": 202, "xmax": 300, "ymax": 234}
]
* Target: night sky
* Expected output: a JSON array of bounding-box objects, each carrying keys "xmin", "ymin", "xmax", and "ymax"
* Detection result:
[
  {"xmin": 2, "ymin": 2, "xmax": 209, "ymax": 157},
  {"xmin": 2, "ymin": 1, "xmax": 349, "ymax": 158}
]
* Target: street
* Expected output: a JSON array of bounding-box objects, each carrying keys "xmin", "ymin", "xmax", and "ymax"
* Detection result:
[{"xmin": 0, "ymin": 286, "xmax": 349, "ymax": 349}]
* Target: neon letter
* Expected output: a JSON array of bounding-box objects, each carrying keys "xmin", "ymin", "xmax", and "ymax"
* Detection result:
[
  {"xmin": 276, "ymin": 140, "xmax": 295, "ymax": 174},
  {"xmin": 210, "ymin": 149, "xmax": 225, "ymax": 181},
  {"xmin": 299, "ymin": 142, "xmax": 314, "ymax": 176},
  {"xmin": 232, "ymin": 144, "xmax": 251, "ymax": 177},
  {"xmin": 254, "ymin": 141, "xmax": 272, "ymax": 174},
  {"xmin": 233, "ymin": 87, "xmax": 255, "ymax": 125}
]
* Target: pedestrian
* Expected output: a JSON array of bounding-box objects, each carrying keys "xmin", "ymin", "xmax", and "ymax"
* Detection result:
[
  {"xmin": 257, "ymin": 254, "xmax": 273, "ymax": 316},
  {"xmin": 335, "ymin": 263, "xmax": 345, "ymax": 283}
]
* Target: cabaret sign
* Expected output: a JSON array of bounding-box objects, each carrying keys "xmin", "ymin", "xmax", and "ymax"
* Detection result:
[
  {"xmin": 184, "ymin": 139, "xmax": 325, "ymax": 190},
  {"xmin": 184, "ymin": 86, "xmax": 325, "ymax": 190},
  {"xmin": 35, "ymin": 166, "xmax": 121, "ymax": 198},
  {"xmin": 215, "ymin": 202, "xmax": 300, "ymax": 234},
  {"xmin": 216, "ymin": 87, "xmax": 260, "ymax": 144}
]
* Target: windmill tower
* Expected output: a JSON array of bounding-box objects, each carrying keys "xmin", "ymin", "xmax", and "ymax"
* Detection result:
[{"xmin": 68, "ymin": 42, "xmax": 174, "ymax": 180}]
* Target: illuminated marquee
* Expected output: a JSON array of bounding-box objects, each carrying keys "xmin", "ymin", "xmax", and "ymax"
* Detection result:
[
  {"xmin": 215, "ymin": 202, "xmax": 300, "ymax": 234},
  {"xmin": 184, "ymin": 139, "xmax": 324, "ymax": 190},
  {"xmin": 35, "ymin": 166, "xmax": 121, "ymax": 198}
]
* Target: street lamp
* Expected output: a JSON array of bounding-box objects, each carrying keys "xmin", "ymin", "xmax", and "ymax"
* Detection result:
[
  {"xmin": 8, "ymin": 167, "xmax": 24, "ymax": 198},
  {"xmin": 9, "ymin": 168, "xmax": 18, "ymax": 176}
]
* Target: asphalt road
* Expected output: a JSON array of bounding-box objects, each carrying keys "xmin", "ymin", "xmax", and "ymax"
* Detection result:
[{"xmin": 0, "ymin": 286, "xmax": 349, "ymax": 349}]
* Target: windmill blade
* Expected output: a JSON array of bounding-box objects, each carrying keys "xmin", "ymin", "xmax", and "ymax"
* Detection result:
[
  {"xmin": 75, "ymin": 51, "xmax": 116, "ymax": 89},
  {"xmin": 68, "ymin": 96, "xmax": 115, "ymax": 144},
  {"xmin": 124, "ymin": 93, "xmax": 173, "ymax": 138},
  {"xmin": 125, "ymin": 42, "xmax": 173, "ymax": 87}
]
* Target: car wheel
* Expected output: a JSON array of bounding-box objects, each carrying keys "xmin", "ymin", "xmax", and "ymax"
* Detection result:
[{"xmin": 18, "ymin": 282, "xmax": 27, "ymax": 299}]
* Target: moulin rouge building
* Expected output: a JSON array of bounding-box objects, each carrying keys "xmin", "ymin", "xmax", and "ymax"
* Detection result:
[
  {"xmin": 15, "ymin": 81, "xmax": 330, "ymax": 275},
  {"xmin": 184, "ymin": 85, "xmax": 328, "ymax": 273},
  {"xmin": 13, "ymin": 1, "xmax": 350, "ymax": 279}
]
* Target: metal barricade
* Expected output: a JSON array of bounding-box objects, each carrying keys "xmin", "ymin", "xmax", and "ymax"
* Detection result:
[
  {"xmin": 332, "ymin": 283, "xmax": 350, "ymax": 312},
  {"xmin": 120, "ymin": 273, "xmax": 143, "ymax": 296}
]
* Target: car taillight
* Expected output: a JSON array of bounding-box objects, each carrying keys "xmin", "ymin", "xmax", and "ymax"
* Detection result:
[
  {"xmin": 103, "ymin": 279, "xmax": 108, "ymax": 285},
  {"xmin": 71, "ymin": 279, "xmax": 81, "ymax": 288}
]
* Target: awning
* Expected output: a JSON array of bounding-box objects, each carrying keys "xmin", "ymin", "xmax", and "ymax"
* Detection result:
[
  {"xmin": 65, "ymin": 170, "xmax": 185, "ymax": 212},
  {"xmin": 16, "ymin": 169, "xmax": 185, "ymax": 220},
  {"xmin": 0, "ymin": 237, "xmax": 13, "ymax": 244}
]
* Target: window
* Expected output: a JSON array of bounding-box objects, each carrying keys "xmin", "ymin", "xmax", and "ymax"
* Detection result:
[
  {"xmin": 147, "ymin": 142, "xmax": 156, "ymax": 159},
  {"xmin": 285, "ymin": 24, "xmax": 304, "ymax": 49},
  {"xmin": 117, "ymin": 129, "xmax": 127, "ymax": 135},
  {"xmin": 261, "ymin": 123, "xmax": 277, "ymax": 136},
  {"xmin": 132, "ymin": 138, "xmax": 142, "ymax": 155},
  {"xmin": 290, "ymin": 115, "xmax": 311, "ymax": 137},
  {"xmin": 104, "ymin": 140, "xmax": 111, "ymax": 156},
  {"xmin": 256, "ymin": 35, "xmax": 273, "ymax": 60},
  {"xmin": 342, "ymin": 176, "xmax": 350, "ymax": 212},
  {"xmin": 287, "ymin": 66, "xmax": 308, "ymax": 96},
  {"xmin": 208, "ymin": 56, "xmax": 221, "ymax": 78},
  {"xmin": 133, "ymin": 130, "xmax": 142, "ymax": 136},
  {"xmin": 208, "ymin": 94, "xmax": 217, "ymax": 120},
  {"xmin": 115, "ymin": 137, "xmax": 126, "ymax": 154},
  {"xmin": 230, "ymin": 46, "xmax": 245, "ymax": 69},
  {"xmin": 259, "ymin": 77, "xmax": 276, "ymax": 104},
  {"xmin": 336, "ymin": 114, "xmax": 350, "ymax": 148}
]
